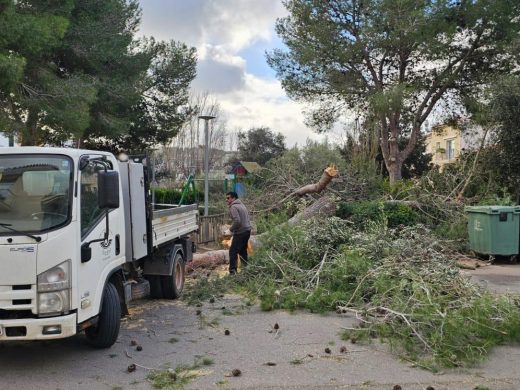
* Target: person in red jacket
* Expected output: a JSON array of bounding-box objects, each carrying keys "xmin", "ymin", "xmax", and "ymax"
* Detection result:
[{"xmin": 226, "ymin": 191, "xmax": 252, "ymax": 274}]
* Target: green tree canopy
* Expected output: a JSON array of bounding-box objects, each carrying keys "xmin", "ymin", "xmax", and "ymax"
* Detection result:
[
  {"xmin": 0, "ymin": 0, "xmax": 196, "ymax": 150},
  {"xmin": 83, "ymin": 39, "xmax": 197, "ymax": 153},
  {"xmin": 238, "ymin": 126, "xmax": 286, "ymax": 165},
  {"xmin": 0, "ymin": 0, "xmax": 73, "ymax": 139},
  {"xmin": 466, "ymin": 75, "xmax": 520, "ymax": 203},
  {"xmin": 267, "ymin": 0, "xmax": 520, "ymax": 182}
]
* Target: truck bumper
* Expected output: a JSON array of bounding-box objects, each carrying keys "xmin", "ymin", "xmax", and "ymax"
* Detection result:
[{"xmin": 0, "ymin": 313, "xmax": 77, "ymax": 341}]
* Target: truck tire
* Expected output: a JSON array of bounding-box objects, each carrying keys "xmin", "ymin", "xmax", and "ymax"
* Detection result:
[
  {"xmin": 148, "ymin": 275, "xmax": 163, "ymax": 299},
  {"xmin": 161, "ymin": 251, "xmax": 185, "ymax": 299},
  {"xmin": 85, "ymin": 282, "xmax": 121, "ymax": 348}
]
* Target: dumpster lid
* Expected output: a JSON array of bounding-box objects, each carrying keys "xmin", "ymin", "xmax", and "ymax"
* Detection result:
[{"xmin": 465, "ymin": 205, "xmax": 520, "ymax": 214}]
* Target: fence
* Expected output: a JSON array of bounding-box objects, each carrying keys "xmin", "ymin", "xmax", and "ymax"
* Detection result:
[{"xmin": 195, "ymin": 213, "xmax": 227, "ymax": 244}]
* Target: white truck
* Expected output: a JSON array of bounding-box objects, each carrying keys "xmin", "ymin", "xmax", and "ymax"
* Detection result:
[{"xmin": 0, "ymin": 147, "xmax": 198, "ymax": 347}]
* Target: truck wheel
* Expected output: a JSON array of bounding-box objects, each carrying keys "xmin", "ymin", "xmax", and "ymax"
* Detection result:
[
  {"xmin": 85, "ymin": 282, "xmax": 121, "ymax": 348},
  {"xmin": 161, "ymin": 251, "xmax": 185, "ymax": 299},
  {"xmin": 148, "ymin": 275, "xmax": 163, "ymax": 299}
]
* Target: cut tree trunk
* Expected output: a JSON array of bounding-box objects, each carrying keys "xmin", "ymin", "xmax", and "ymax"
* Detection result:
[
  {"xmin": 190, "ymin": 250, "xmax": 229, "ymax": 272},
  {"xmin": 287, "ymin": 195, "xmax": 337, "ymax": 225},
  {"xmin": 293, "ymin": 165, "xmax": 339, "ymax": 196},
  {"xmin": 271, "ymin": 165, "xmax": 339, "ymax": 209}
]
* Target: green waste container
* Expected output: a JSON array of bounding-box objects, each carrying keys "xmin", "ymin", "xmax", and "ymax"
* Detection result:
[{"xmin": 465, "ymin": 206, "xmax": 520, "ymax": 255}]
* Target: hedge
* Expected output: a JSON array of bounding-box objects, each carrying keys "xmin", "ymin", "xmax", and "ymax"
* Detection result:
[{"xmin": 336, "ymin": 200, "xmax": 418, "ymax": 229}]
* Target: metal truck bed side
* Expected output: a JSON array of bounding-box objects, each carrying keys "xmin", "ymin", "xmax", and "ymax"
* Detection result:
[{"xmin": 151, "ymin": 204, "xmax": 198, "ymax": 247}]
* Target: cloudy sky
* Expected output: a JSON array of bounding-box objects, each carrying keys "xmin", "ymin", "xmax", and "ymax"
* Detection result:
[{"xmin": 137, "ymin": 0, "xmax": 335, "ymax": 148}]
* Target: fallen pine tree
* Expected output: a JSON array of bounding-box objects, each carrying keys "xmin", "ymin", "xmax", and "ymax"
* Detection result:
[
  {"xmin": 185, "ymin": 216, "xmax": 520, "ymax": 371},
  {"xmin": 185, "ymin": 164, "xmax": 520, "ymax": 370}
]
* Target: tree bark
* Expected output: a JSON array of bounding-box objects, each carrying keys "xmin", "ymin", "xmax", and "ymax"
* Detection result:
[
  {"xmin": 456, "ymin": 127, "xmax": 489, "ymax": 201},
  {"xmin": 273, "ymin": 164, "xmax": 339, "ymax": 208},
  {"xmin": 20, "ymin": 108, "xmax": 40, "ymax": 146},
  {"xmin": 190, "ymin": 250, "xmax": 229, "ymax": 272},
  {"xmin": 380, "ymin": 118, "xmax": 407, "ymax": 184},
  {"xmin": 257, "ymin": 165, "xmax": 339, "ymax": 213},
  {"xmin": 287, "ymin": 195, "xmax": 337, "ymax": 225},
  {"xmin": 387, "ymin": 160, "xmax": 403, "ymax": 184},
  {"xmin": 293, "ymin": 165, "xmax": 339, "ymax": 196}
]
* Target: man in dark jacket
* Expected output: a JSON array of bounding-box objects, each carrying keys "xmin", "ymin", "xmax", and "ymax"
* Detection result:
[{"xmin": 226, "ymin": 191, "xmax": 251, "ymax": 274}]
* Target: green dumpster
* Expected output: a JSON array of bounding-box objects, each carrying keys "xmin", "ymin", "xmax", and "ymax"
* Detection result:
[{"xmin": 465, "ymin": 206, "xmax": 520, "ymax": 255}]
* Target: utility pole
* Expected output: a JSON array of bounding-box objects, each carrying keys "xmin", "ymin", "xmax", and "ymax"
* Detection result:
[{"xmin": 198, "ymin": 115, "xmax": 215, "ymax": 216}]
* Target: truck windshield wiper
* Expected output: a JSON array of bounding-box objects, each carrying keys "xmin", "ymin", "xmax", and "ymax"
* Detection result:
[{"xmin": 0, "ymin": 223, "xmax": 42, "ymax": 242}]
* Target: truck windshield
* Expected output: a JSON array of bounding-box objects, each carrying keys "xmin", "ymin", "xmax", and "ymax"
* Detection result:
[{"xmin": 0, "ymin": 155, "xmax": 73, "ymax": 234}]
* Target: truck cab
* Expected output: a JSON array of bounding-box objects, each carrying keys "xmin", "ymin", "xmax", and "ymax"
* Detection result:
[{"xmin": 0, "ymin": 147, "xmax": 196, "ymax": 347}]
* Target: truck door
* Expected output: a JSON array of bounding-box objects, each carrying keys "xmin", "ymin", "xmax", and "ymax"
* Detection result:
[{"xmin": 77, "ymin": 157, "xmax": 124, "ymax": 323}]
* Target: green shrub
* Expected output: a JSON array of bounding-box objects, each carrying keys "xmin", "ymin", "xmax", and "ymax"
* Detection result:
[
  {"xmin": 255, "ymin": 211, "xmax": 289, "ymax": 234},
  {"xmin": 476, "ymin": 190, "xmax": 515, "ymax": 206},
  {"xmin": 381, "ymin": 178, "xmax": 415, "ymax": 199},
  {"xmin": 336, "ymin": 201, "xmax": 418, "ymax": 229},
  {"xmin": 434, "ymin": 218, "xmax": 469, "ymax": 251},
  {"xmin": 153, "ymin": 187, "xmax": 200, "ymax": 205},
  {"xmin": 336, "ymin": 201, "xmax": 383, "ymax": 227},
  {"xmin": 384, "ymin": 203, "xmax": 418, "ymax": 227}
]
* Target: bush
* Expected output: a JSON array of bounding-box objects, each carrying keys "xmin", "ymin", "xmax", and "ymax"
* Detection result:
[
  {"xmin": 255, "ymin": 211, "xmax": 289, "ymax": 234},
  {"xmin": 336, "ymin": 201, "xmax": 418, "ymax": 229},
  {"xmin": 381, "ymin": 178, "xmax": 415, "ymax": 200},
  {"xmin": 434, "ymin": 219, "xmax": 469, "ymax": 251},
  {"xmin": 336, "ymin": 201, "xmax": 383, "ymax": 227},
  {"xmin": 153, "ymin": 187, "xmax": 200, "ymax": 205},
  {"xmin": 384, "ymin": 202, "xmax": 418, "ymax": 227}
]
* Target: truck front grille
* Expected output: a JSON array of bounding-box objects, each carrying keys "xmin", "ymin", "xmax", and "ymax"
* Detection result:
[
  {"xmin": 0, "ymin": 285, "xmax": 36, "ymax": 314},
  {"xmin": 5, "ymin": 326, "xmax": 27, "ymax": 337},
  {"xmin": 13, "ymin": 285, "xmax": 32, "ymax": 290},
  {"xmin": 0, "ymin": 309, "xmax": 35, "ymax": 320}
]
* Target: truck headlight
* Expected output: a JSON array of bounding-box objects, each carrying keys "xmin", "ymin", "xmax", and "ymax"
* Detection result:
[
  {"xmin": 37, "ymin": 261, "xmax": 71, "ymax": 315},
  {"xmin": 38, "ymin": 261, "xmax": 70, "ymax": 292},
  {"xmin": 39, "ymin": 291, "xmax": 70, "ymax": 314}
]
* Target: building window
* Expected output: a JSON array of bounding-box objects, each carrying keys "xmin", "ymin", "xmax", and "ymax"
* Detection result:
[{"xmin": 446, "ymin": 139, "xmax": 455, "ymax": 160}]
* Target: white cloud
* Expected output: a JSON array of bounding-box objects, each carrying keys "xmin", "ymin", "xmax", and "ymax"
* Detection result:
[
  {"xmin": 192, "ymin": 53, "xmax": 246, "ymax": 93},
  {"xmin": 208, "ymin": 75, "xmax": 331, "ymax": 147},
  {"xmin": 139, "ymin": 0, "xmax": 286, "ymax": 53},
  {"xmin": 138, "ymin": 1, "xmax": 338, "ymax": 147}
]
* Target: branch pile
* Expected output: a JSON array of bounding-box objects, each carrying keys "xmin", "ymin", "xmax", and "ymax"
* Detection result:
[{"xmin": 188, "ymin": 218, "xmax": 520, "ymax": 370}]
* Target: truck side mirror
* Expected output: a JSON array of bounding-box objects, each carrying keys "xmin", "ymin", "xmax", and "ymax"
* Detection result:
[
  {"xmin": 98, "ymin": 171, "xmax": 120, "ymax": 209},
  {"xmin": 81, "ymin": 243, "xmax": 92, "ymax": 263}
]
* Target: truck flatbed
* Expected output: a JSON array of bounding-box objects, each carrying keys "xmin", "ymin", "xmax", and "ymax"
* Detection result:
[{"xmin": 152, "ymin": 204, "xmax": 198, "ymax": 247}]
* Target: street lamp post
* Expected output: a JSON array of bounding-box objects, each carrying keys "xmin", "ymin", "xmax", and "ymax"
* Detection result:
[{"xmin": 198, "ymin": 115, "xmax": 216, "ymax": 217}]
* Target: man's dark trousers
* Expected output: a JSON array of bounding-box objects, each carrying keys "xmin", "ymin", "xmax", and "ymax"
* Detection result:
[{"xmin": 229, "ymin": 230, "xmax": 251, "ymax": 274}]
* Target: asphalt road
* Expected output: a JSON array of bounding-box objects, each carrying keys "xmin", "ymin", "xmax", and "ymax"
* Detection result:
[
  {"xmin": 465, "ymin": 262, "xmax": 520, "ymax": 295},
  {"xmin": 1, "ymin": 265, "xmax": 520, "ymax": 390}
]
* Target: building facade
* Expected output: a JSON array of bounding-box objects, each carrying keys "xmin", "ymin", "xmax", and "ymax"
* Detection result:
[
  {"xmin": 425, "ymin": 125, "xmax": 461, "ymax": 170},
  {"xmin": 425, "ymin": 123, "xmax": 487, "ymax": 170},
  {"xmin": 0, "ymin": 133, "xmax": 16, "ymax": 147}
]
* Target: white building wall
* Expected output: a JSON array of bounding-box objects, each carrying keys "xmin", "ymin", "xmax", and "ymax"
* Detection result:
[
  {"xmin": 0, "ymin": 133, "xmax": 17, "ymax": 147},
  {"xmin": 460, "ymin": 125, "xmax": 489, "ymax": 151},
  {"xmin": 0, "ymin": 134, "xmax": 10, "ymax": 147}
]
